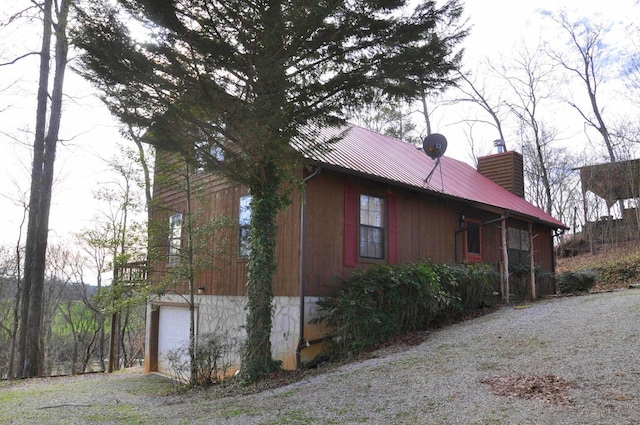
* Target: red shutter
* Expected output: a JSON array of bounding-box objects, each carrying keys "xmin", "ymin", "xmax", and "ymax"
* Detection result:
[
  {"xmin": 344, "ymin": 184, "xmax": 357, "ymax": 267},
  {"xmin": 388, "ymin": 194, "xmax": 398, "ymax": 264}
]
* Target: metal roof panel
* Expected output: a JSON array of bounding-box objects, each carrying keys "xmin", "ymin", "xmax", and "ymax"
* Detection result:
[{"xmin": 299, "ymin": 124, "xmax": 566, "ymax": 229}]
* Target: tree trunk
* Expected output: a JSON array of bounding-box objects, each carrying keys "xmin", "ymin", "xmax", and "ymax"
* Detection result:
[
  {"xmin": 533, "ymin": 129, "xmax": 553, "ymax": 215},
  {"xmin": 22, "ymin": 0, "xmax": 70, "ymax": 378},
  {"xmin": 119, "ymin": 308, "xmax": 129, "ymax": 367},
  {"xmin": 130, "ymin": 130, "xmax": 153, "ymax": 224},
  {"xmin": 96, "ymin": 272, "xmax": 106, "ymax": 371},
  {"xmin": 71, "ymin": 331, "xmax": 79, "ymax": 375},
  {"xmin": 419, "ymin": 90, "xmax": 432, "ymax": 136},
  {"xmin": 8, "ymin": 198, "xmax": 28, "ymax": 378},
  {"xmin": 18, "ymin": 0, "xmax": 53, "ymax": 378},
  {"xmin": 183, "ymin": 159, "xmax": 198, "ymax": 386},
  {"xmin": 8, "ymin": 275, "xmax": 21, "ymax": 378},
  {"xmin": 241, "ymin": 168, "xmax": 282, "ymax": 381}
]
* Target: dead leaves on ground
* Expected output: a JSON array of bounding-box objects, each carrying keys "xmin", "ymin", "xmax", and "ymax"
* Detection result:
[{"xmin": 481, "ymin": 374, "xmax": 574, "ymax": 406}]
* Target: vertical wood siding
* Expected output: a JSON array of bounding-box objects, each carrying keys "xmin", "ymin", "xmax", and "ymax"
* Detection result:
[
  {"xmin": 151, "ymin": 151, "xmax": 301, "ymax": 297},
  {"xmin": 151, "ymin": 152, "xmax": 557, "ymax": 299},
  {"xmin": 302, "ymin": 170, "xmax": 556, "ymax": 297}
]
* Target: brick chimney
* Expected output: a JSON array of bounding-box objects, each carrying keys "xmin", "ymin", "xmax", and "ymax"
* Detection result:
[{"xmin": 477, "ymin": 150, "xmax": 525, "ymax": 198}]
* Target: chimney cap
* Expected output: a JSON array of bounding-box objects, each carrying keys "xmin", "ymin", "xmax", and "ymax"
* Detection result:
[{"xmin": 493, "ymin": 139, "xmax": 506, "ymax": 153}]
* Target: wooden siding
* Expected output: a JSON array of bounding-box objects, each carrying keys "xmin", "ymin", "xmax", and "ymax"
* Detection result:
[
  {"xmin": 302, "ymin": 169, "xmax": 557, "ymax": 297},
  {"xmin": 151, "ymin": 150, "xmax": 557, "ymax": 299},
  {"xmin": 151, "ymin": 150, "xmax": 301, "ymax": 297},
  {"xmin": 477, "ymin": 151, "xmax": 525, "ymax": 198}
]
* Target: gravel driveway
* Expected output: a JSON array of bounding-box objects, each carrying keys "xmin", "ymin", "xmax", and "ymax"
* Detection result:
[{"xmin": 2, "ymin": 289, "xmax": 639, "ymax": 424}]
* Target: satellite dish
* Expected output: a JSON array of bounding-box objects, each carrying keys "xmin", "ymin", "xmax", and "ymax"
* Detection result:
[{"xmin": 423, "ymin": 133, "xmax": 448, "ymax": 160}]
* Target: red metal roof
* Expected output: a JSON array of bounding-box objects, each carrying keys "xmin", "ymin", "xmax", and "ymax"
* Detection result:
[{"xmin": 301, "ymin": 124, "xmax": 566, "ymax": 229}]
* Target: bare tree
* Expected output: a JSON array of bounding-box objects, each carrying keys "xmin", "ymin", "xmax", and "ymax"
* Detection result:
[
  {"xmin": 0, "ymin": 246, "xmax": 20, "ymax": 379},
  {"xmin": 40, "ymin": 245, "xmax": 77, "ymax": 375},
  {"xmin": 15, "ymin": 0, "xmax": 71, "ymax": 378},
  {"xmin": 150, "ymin": 152, "xmax": 232, "ymax": 386},
  {"xmin": 451, "ymin": 67, "xmax": 512, "ymax": 165},
  {"xmin": 0, "ymin": 184, "xmax": 29, "ymax": 378},
  {"xmin": 456, "ymin": 69, "xmax": 510, "ymax": 144},
  {"xmin": 350, "ymin": 103, "xmax": 421, "ymax": 145},
  {"xmin": 90, "ymin": 148, "xmax": 148, "ymax": 372},
  {"xmin": 546, "ymin": 12, "xmax": 624, "ymax": 215},
  {"xmin": 123, "ymin": 126, "xmax": 154, "ymax": 225},
  {"xmin": 75, "ymin": 227, "xmax": 110, "ymax": 370},
  {"xmin": 618, "ymin": 27, "xmax": 640, "ymax": 155},
  {"xmin": 498, "ymin": 42, "xmax": 557, "ymax": 214},
  {"xmin": 522, "ymin": 142, "xmax": 582, "ymax": 227}
]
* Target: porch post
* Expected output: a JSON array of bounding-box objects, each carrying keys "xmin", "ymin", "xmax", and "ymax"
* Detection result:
[
  {"xmin": 501, "ymin": 216, "xmax": 509, "ymax": 304},
  {"xmin": 529, "ymin": 222, "xmax": 536, "ymax": 300}
]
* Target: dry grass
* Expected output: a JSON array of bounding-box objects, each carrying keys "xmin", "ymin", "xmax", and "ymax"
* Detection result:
[
  {"xmin": 557, "ymin": 240, "xmax": 640, "ymax": 272},
  {"xmin": 481, "ymin": 374, "xmax": 575, "ymax": 406}
]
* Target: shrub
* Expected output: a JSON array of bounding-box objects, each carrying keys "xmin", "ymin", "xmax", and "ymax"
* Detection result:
[
  {"xmin": 314, "ymin": 261, "xmax": 496, "ymax": 359},
  {"xmin": 556, "ymin": 270, "xmax": 597, "ymax": 293},
  {"xmin": 164, "ymin": 331, "xmax": 237, "ymax": 390},
  {"xmin": 193, "ymin": 331, "xmax": 237, "ymax": 385},
  {"xmin": 436, "ymin": 263, "xmax": 498, "ymax": 317}
]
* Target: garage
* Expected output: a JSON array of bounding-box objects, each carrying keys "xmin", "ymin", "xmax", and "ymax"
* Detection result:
[{"xmin": 156, "ymin": 304, "xmax": 194, "ymax": 375}]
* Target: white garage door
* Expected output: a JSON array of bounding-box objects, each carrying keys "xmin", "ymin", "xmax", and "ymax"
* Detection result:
[{"xmin": 157, "ymin": 305, "xmax": 193, "ymax": 375}]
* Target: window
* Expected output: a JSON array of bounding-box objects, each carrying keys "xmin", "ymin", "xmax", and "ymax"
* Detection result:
[
  {"xmin": 239, "ymin": 195, "xmax": 252, "ymax": 257},
  {"xmin": 195, "ymin": 143, "xmax": 225, "ymax": 173},
  {"xmin": 194, "ymin": 119, "xmax": 226, "ymax": 172},
  {"xmin": 168, "ymin": 213, "xmax": 183, "ymax": 265},
  {"xmin": 359, "ymin": 194, "xmax": 386, "ymax": 259},
  {"xmin": 465, "ymin": 219, "xmax": 482, "ymax": 263},
  {"xmin": 211, "ymin": 146, "xmax": 225, "ymax": 161}
]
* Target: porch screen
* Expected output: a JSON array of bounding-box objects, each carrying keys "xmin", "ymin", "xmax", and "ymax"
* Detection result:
[{"xmin": 508, "ymin": 227, "xmax": 530, "ymax": 265}]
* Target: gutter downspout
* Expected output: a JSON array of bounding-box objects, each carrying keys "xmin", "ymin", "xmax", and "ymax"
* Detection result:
[
  {"xmin": 296, "ymin": 166, "xmax": 321, "ymax": 368},
  {"xmin": 552, "ymin": 228, "xmax": 565, "ymax": 293}
]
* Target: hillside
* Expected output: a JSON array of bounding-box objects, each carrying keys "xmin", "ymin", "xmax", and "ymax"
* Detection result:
[
  {"xmin": 556, "ymin": 239, "xmax": 640, "ymax": 291},
  {"xmin": 2, "ymin": 290, "xmax": 639, "ymax": 424}
]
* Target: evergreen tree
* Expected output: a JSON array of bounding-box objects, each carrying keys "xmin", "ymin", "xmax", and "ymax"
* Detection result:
[{"xmin": 72, "ymin": 0, "xmax": 467, "ymax": 381}]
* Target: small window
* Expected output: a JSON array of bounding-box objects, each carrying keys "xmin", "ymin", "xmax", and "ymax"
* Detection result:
[
  {"xmin": 195, "ymin": 143, "xmax": 225, "ymax": 173},
  {"xmin": 168, "ymin": 213, "xmax": 183, "ymax": 265},
  {"xmin": 211, "ymin": 146, "xmax": 224, "ymax": 161},
  {"xmin": 359, "ymin": 194, "xmax": 385, "ymax": 259},
  {"xmin": 239, "ymin": 195, "xmax": 252, "ymax": 257},
  {"xmin": 465, "ymin": 219, "xmax": 482, "ymax": 263}
]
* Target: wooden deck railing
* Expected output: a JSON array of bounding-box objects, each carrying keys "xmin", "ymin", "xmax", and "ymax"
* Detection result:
[{"xmin": 115, "ymin": 261, "xmax": 149, "ymax": 285}]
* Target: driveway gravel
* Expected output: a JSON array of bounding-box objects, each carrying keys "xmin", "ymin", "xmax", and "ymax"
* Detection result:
[{"xmin": 2, "ymin": 289, "xmax": 639, "ymax": 424}]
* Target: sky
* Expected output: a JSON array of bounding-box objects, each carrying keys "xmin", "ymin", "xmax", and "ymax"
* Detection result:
[
  {"xmin": 438, "ymin": 0, "xmax": 639, "ymax": 158},
  {"xmin": 0, "ymin": 0, "xmax": 638, "ymax": 281}
]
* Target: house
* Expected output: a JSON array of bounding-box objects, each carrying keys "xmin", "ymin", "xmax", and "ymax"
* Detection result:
[{"xmin": 143, "ymin": 124, "xmax": 567, "ymax": 375}]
